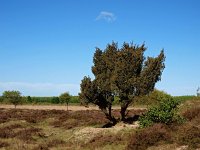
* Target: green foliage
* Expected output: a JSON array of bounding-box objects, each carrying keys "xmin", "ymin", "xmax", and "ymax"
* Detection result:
[
  {"xmin": 18, "ymin": 96, "xmax": 79, "ymax": 104},
  {"xmin": 2, "ymin": 91, "xmax": 22, "ymax": 108},
  {"xmin": 59, "ymin": 92, "xmax": 71, "ymax": 104},
  {"xmin": 70, "ymin": 96, "xmax": 80, "ymax": 103},
  {"xmin": 139, "ymin": 97, "xmax": 183, "ymax": 127},
  {"xmin": 134, "ymin": 89, "xmax": 171, "ymax": 106},
  {"xmin": 80, "ymin": 42, "xmax": 165, "ymax": 122},
  {"xmin": 0, "ymin": 96, "xmax": 3, "ymax": 102},
  {"xmin": 172, "ymin": 95, "xmax": 196, "ymax": 102},
  {"xmin": 31, "ymin": 97, "xmax": 52, "ymax": 104},
  {"xmin": 27, "ymin": 96, "xmax": 32, "ymax": 103},
  {"xmin": 51, "ymin": 97, "xmax": 60, "ymax": 104}
]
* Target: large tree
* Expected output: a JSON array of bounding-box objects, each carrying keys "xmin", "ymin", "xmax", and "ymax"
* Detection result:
[{"xmin": 79, "ymin": 42, "xmax": 165, "ymax": 124}]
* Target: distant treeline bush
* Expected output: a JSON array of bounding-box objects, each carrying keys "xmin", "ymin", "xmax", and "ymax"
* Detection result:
[
  {"xmin": 133, "ymin": 90, "xmax": 196, "ymax": 106},
  {"xmin": 28, "ymin": 96, "xmax": 80, "ymax": 104},
  {"xmin": 0, "ymin": 92, "xmax": 197, "ymax": 105},
  {"xmin": 24, "ymin": 95, "xmax": 197, "ymax": 105},
  {"xmin": 172, "ymin": 95, "xmax": 196, "ymax": 102},
  {"xmin": 0, "ymin": 96, "xmax": 80, "ymax": 104}
]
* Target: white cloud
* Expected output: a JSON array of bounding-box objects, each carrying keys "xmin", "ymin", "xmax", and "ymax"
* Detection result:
[
  {"xmin": 0, "ymin": 82, "xmax": 80, "ymax": 96},
  {"xmin": 96, "ymin": 11, "xmax": 116, "ymax": 22}
]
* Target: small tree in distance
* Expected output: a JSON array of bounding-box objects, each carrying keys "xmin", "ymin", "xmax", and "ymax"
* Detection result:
[
  {"xmin": 79, "ymin": 42, "xmax": 165, "ymax": 124},
  {"xmin": 59, "ymin": 92, "xmax": 71, "ymax": 111},
  {"xmin": 2, "ymin": 90, "xmax": 22, "ymax": 108}
]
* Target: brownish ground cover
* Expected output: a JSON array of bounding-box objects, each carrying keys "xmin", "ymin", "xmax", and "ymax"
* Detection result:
[
  {"xmin": 0, "ymin": 107, "xmax": 145, "ymax": 150},
  {"xmin": 0, "ymin": 99, "xmax": 199, "ymax": 150}
]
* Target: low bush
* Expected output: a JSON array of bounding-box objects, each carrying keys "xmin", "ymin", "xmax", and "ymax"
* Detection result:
[
  {"xmin": 127, "ymin": 123, "xmax": 171, "ymax": 150},
  {"xmin": 139, "ymin": 97, "xmax": 183, "ymax": 127}
]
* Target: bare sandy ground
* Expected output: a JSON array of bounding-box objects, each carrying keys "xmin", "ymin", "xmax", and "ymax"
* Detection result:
[{"xmin": 0, "ymin": 104, "xmax": 145, "ymax": 111}]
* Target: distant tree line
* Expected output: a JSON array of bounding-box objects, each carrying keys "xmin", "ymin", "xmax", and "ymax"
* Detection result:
[{"xmin": 0, "ymin": 90, "xmax": 78, "ymax": 108}]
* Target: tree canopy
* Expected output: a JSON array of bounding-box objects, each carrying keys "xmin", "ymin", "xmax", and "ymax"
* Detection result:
[
  {"xmin": 79, "ymin": 42, "xmax": 165, "ymax": 123},
  {"xmin": 2, "ymin": 90, "xmax": 22, "ymax": 108},
  {"xmin": 59, "ymin": 92, "xmax": 71, "ymax": 111}
]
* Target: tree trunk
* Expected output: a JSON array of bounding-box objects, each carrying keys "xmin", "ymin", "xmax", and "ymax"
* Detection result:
[
  {"xmin": 101, "ymin": 107, "xmax": 117, "ymax": 125},
  {"xmin": 67, "ymin": 103, "xmax": 68, "ymax": 111},
  {"xmin": 120, "ymin": 102, "xmax": 129, "ymax": 122}
]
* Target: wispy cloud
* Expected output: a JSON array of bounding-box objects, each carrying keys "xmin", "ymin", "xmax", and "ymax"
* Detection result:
[
  {"xmin": 96, "ymin": 11, "xmax": 116, "ymax": 22},
  {"xmin": 0, "ymin": 82, "xmax": 80, "ymax": 96}
]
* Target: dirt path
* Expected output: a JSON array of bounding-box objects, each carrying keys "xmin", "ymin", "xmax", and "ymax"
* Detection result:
[{"xmin": 0, "ymin": 104, "xmax": 146, "ymax": 111}]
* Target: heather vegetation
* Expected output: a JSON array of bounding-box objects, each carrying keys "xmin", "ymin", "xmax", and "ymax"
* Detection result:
[{"xmin": 0, "ymin": 97, "xmax": 199, "ymax": 149}]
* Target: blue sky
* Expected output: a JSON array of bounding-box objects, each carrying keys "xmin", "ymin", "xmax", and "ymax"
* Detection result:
[{"xmin": 0, "ymin": 0, "xmax": 200, "ymax": 96}]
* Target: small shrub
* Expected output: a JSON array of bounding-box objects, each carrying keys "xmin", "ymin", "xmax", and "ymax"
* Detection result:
[
  {"xmin": 139, "ymin": 97, "xmax": 183, "ymax": 127},
  {"xmin": 127, "ymin": 123, "xmax": 171, "ymax": 150}
]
